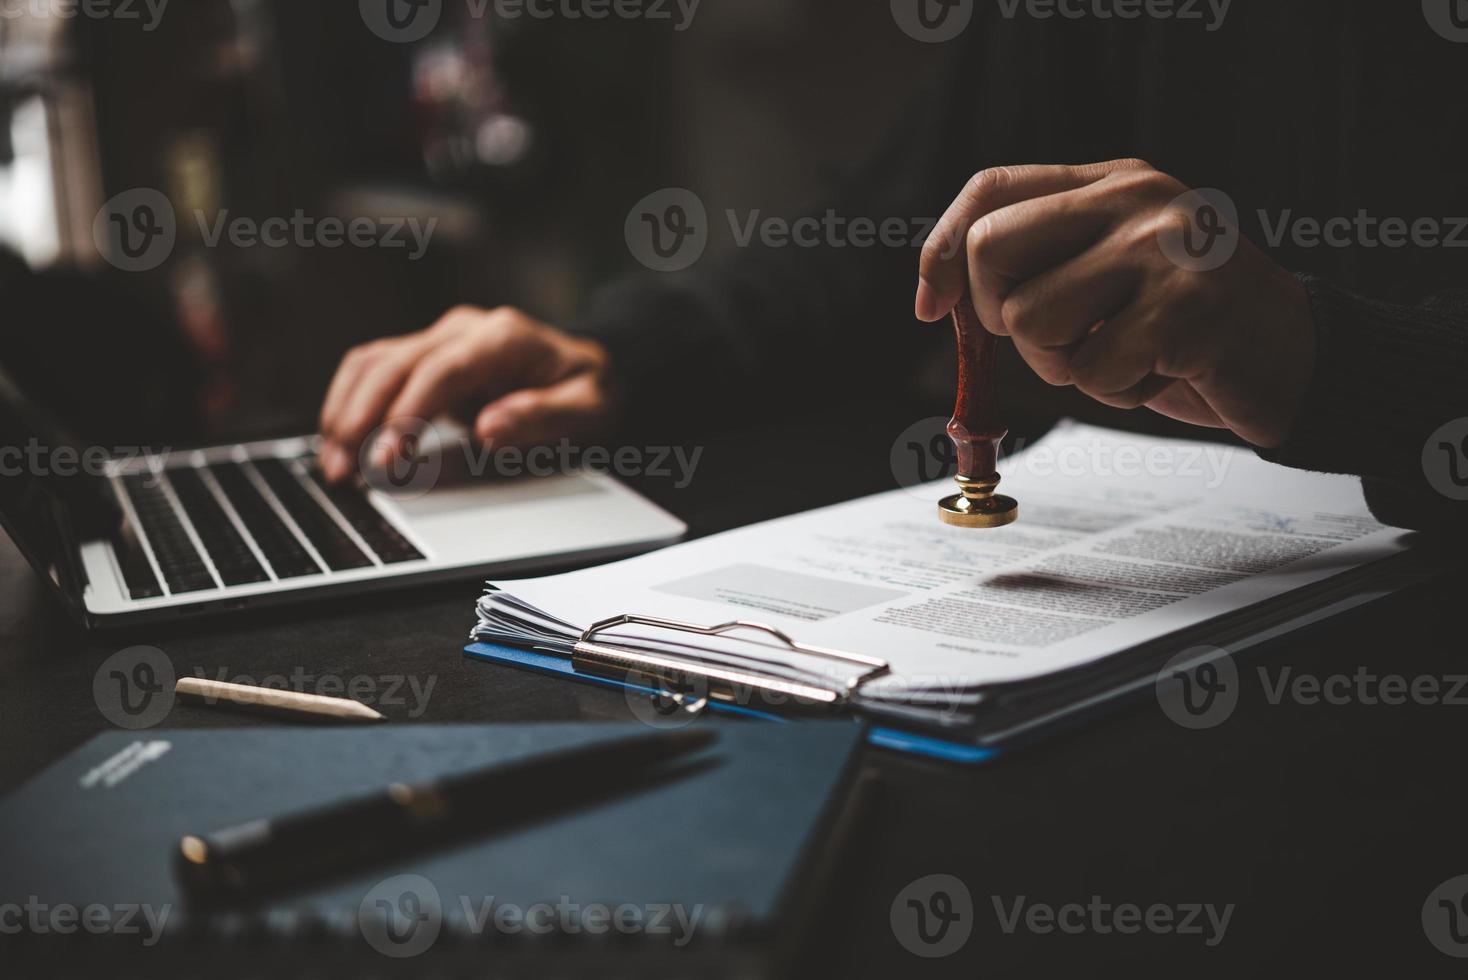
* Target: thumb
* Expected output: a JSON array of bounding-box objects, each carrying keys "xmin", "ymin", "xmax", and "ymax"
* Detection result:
[{"xmin": 473, "ymin": 373, "xmax": 609, "ymax": 450}]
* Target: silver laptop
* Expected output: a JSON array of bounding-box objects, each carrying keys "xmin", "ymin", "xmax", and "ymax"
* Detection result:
[{"xmin": 0, "ymin": 372, "xmax": 685, "ymax": 628}]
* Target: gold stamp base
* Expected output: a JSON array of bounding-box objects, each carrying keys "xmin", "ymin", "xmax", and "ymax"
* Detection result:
[{"xmin": 938, "ymin": 476, "xmax": 1018, "ymax": 529}]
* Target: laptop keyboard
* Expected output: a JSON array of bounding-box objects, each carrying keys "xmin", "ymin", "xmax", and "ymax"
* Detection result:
[
  {"xmin": 167, "ymin": 468, "xmax": 271, "ymax": 586},
  {"xmin": 120, "ymin": 474, "xmax": 218, "ymax": 595},
  {"xmin": 115, "ymin": 454, "xmax": 424, "ymax": 599},
  {"xmin": 305, "ymin": 467, "xmax": 425, "ymax": 565},
  {"xmin": 207, "ymin": 462, "xmax": 324, "ymax": 581},
  {"xmin": 252, "ymin": 458, "xmax": 373, "ymax": 571}
]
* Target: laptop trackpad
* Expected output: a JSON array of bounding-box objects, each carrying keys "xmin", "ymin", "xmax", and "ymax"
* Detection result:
[{"xmin": 394, "ymin": 472, "xmax": 604, "ymax": 517}]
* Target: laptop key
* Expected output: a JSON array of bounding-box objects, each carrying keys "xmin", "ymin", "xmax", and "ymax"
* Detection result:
[
  {"xmin": 252, "ymin": 459, "xmax": 374, "ymax": 571},
  {"xmin": 305, "ymin": 467, "xmax": 425, "ymax": 564},
  {"xmin": 166, "ymin": 468, "xmax": 270, "ymax": 586},
  {"xmin": 110, "ymin": 515, "xmax": 164, "ymax": 600},
  {"xmin": 120, "ymin": 474, "xmax": 218, "ymax": 595},
  {"xmin": 207, "ymin": 463, "xmax": 324, "ymax": 579}
]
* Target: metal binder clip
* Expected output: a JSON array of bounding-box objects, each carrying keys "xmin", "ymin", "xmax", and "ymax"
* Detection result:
[{"xmin": 572, "ymin": 615, "xmax": 890, "ymax": 719}]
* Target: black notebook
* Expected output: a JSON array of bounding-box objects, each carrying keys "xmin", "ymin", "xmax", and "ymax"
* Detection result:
[{"xmin": 0, "ymin": 723, "xmax": 869, "ymax": 978}]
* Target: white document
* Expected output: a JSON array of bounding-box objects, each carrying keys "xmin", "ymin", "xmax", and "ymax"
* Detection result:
[{"xmin": 476, "ymin": 423, "xmax": 1413, "ymax": 696}]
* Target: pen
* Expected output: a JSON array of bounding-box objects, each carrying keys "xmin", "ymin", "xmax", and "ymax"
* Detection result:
[
  {"xmin": 174, "ymin": 677, "xmax": 386, "ymax": 723},
  {"xmin": 175, "ymin": 728, "xmax": 717, "ymax": 900}
]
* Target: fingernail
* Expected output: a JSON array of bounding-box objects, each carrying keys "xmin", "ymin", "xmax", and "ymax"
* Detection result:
[
  {"xmin": 478, "ymin": 410, "xmax": 513, "ymax": 444},
  {"xmin": 915, "ymin": 277, "xmax": 939, "ymax": 321},
  {"xmin": 371, "ymin": 434, "xmax": 398, "ymax": 468},
  {"xmin": 320, "ymin": 444, "xmax": 347, "ymax": 481}
]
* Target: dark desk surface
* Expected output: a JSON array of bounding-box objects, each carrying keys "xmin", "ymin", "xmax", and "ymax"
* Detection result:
[{"xmin": 2, "ymin": 415, "xmax": 1465, "ymax": 977}]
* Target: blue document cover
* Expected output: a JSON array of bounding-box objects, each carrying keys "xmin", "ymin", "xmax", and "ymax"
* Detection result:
[{"xmin": 463, "ymin": 642, "xmax": 998, "ymax": 765}]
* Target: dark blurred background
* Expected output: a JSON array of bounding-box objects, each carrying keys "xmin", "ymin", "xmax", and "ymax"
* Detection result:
[
  {"xmin": 3, "ymin": 1, "xmax": 1463, "ymax": 464},
  {"xmin": 0, "ymin": 1, "xmax": 939, "ymax": 447}
]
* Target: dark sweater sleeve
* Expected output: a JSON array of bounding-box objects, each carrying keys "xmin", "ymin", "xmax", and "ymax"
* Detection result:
[{"xmin": 1265, "ymin": 275, "xmax": 1468, "ymax": 533}]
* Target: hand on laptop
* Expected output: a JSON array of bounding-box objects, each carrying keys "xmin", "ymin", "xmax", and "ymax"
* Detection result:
[
  {"xmin": 914, "ymin": 159, "xmax": 1316, "ymax": 449},
  {"xmin": 317, "ymin": 306, "xmax": 617, "ymax": 483}
]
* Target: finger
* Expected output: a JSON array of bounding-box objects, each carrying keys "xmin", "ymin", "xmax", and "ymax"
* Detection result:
[
  {"xmin": 330, "ymin": 341, "xmax": 428, "ymax": 462},
  {"xmin": 474, "ymin": 372, "xmax": 606, "ymax": 450},
  {"xmin": 382, "ymin": 328, "xmax": 542, "ymax": 450},
  {"xmin": 1066, "ymin": 304, "xmax": 1171, "ymax": 408},
  {"xmin": 964, "ymin": 178, "xmax": 1149, "ymax": 335},
  {"xmin": 319, "ymin": 347, "xmax": 370, "ymax": 439},
  {"xmin": 1146, "ymin": 381, "xmax": 1228, "ymax": 429},
  {"xmin": 998, "ymin": 238, "xmax": 1141, "ymax": 350},
  {"xmin": 917, "ymin": 159, "xmax": 1152, "ymax": 322},
  {"xmin": 1010, "ymin": 332, "xmax": 1084, "ymax": 388},
  {"xmin": 318, "ymin": 343, "xmax": 415, "ymax": 482}
]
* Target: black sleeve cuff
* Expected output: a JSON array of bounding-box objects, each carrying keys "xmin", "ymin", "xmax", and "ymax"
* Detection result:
[{"xmin": 1261, "ymin": 275, "xmax": 1468, "ymax": 532}]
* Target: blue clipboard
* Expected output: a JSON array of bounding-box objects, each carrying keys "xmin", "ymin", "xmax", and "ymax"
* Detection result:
[{"xmin": 463, "ymin": 642, "xmax": 999, "ymax": 765}]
